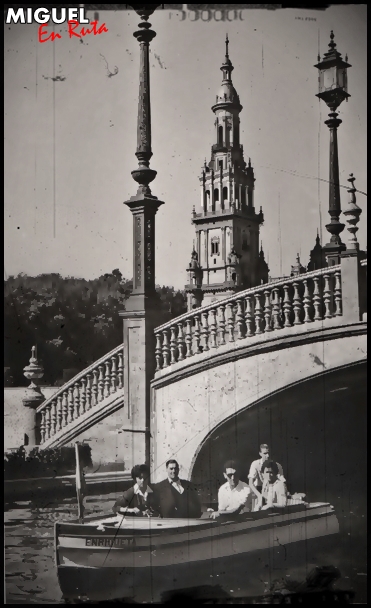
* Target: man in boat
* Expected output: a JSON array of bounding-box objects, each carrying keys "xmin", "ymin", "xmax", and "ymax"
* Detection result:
[
  {"xmin": 153, "ymin": 459, "xmax": 202, "ymax": 518},
  {"xmin": 248, "ymin": 444, "xmax": 285, "ymax": 511},
  {"xmin": 210, "ymin": 460, "xmax": 252, "ymax": 519},
  {"xmin": 113, "ymin": 464, "xmax": 159, "ymax": 517}
]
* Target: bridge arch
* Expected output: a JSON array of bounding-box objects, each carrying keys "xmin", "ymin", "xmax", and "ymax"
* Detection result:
[
  {"xmin": 150, "ymin": 324, "xmax": 366, "ymax": 484},
  {"xmin": 188, "ymin": 360, "xmax": 366, "ymax": 513}
]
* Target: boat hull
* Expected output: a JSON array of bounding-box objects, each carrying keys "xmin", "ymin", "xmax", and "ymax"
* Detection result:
[{"xmin": 56, "ymin": 503, "xmax": 339, "ymax": 602}]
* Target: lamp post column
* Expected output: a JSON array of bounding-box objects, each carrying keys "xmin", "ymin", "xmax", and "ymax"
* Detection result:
[{"xmin": 120, "ymin": 6, "xmax": 164, "ymax": 470}]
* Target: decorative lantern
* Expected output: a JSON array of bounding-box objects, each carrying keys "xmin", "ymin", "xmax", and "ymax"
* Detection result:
[{"xmin": 314, "ymin": 31, "xmax": 351, "ymax": 111}]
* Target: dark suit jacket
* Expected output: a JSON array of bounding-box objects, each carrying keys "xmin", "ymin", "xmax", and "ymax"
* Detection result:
[
  {"xmin": 113, "ymin": 485, "xmax": 159, "ymax": 516},
  {"xmin": 153, "ymin": 478, "xmax": 202, "ymax": 519}
]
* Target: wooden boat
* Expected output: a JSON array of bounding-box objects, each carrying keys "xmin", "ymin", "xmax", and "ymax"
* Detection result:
[{"xmin": 55, "ymin": 501, "xmax": 339, "ymax": 603}]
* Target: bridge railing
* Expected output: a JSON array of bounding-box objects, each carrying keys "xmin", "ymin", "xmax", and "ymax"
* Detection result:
[
  {"xmin": 36, "ymin": 344, "xmax": 124, "ymax": 445},
  {"xmin": 154, "ymin": 265, "xmax": 342, "ymax": 371}
]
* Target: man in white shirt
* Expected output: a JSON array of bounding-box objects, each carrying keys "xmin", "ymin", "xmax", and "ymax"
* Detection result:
[
  {"xmin": 248, "ymin": 444, "xmax": 284, "ymax": 511},
  {"xmin": 210, "ymin": 460, "xmax": 251, "ymax": 519}
]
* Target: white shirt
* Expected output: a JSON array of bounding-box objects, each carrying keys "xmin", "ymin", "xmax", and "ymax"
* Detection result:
[
  {"xmin": 218, "ymin": 481, "xmax": 251, "ymax": 512},
  {"xmin": 248, "ymin": 459, "xmax": 284, "ymax": 487},
  {"xmin": 133, "ymin": 483, "xmax": 153, "ymax": 501},
  {"xmin": 262, "ymin": 478, "xmax": 287, "ymax": 507},
  {"xmin": 168, "ymin": 477, "xmax": 184, "ymax": 494}
]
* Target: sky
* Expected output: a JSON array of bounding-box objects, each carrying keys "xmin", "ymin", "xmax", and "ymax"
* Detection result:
[{"xmin": 4, "ymin": 5, "xmax": 367, "ymax": 289}]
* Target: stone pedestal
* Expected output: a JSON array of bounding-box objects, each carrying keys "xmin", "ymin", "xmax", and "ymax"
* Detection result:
[{"xmin": 22, "ymin": 346, "xmax": 44, "ymax": 447}]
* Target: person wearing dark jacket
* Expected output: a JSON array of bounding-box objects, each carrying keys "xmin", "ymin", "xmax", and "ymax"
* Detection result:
[
  {"xmin": 113, "ymin": 464, "xmax": 159, "ymax": 517},
  {"xmin": 154, "ymin": 459, "xmax": 202, "ymax": 519}
]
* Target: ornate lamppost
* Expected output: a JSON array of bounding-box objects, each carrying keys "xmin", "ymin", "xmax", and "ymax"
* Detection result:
[
  {"xmin": 121, "ymin": 5, "xmax": 164, "ymax": 469},
  {"xmin": 315, "ymin": 31, "xmax": 351, "ymax": 265}
]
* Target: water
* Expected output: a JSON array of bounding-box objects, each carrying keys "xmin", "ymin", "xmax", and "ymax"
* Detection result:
[
  {"xmin": 4, "ymin": 494, "xmax": 116, "ymax": 604},
  {"xmin": 5, "ymin": 494, "xmax": 367, "ymax": 604}
]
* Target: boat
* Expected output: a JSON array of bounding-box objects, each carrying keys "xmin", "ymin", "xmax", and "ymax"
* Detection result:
[{"xmin": 55, "ymin": 501, "xmax": 339, "ymax": 603}]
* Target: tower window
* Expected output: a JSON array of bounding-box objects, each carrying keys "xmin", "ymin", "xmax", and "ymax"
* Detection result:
[
  {"xmin": 211, "ymin": 239, "xmax": 220, "ymax": 255},
  {"xmin": 214, "ymin": 188, "xmax": 219, "ymax": 202},
  {"xmin": 205, "ymin": 190, "xmax": 210, "ymax": 206},
  {"xmin": 223, "ymin": 186, "xmax": 228, "ymax": 202},
  {"xmin": 218, "ymin": 126, "xmax": 223, "ymax": 145},
  {"xmin": 218, "ymin": 160, "xmax": 223, "ymax": 170}
]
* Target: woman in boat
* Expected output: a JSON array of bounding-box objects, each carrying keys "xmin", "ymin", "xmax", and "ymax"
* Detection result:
[{"xmin": 113, "ymin": 464, "xmax": 159, "ymax": 517}]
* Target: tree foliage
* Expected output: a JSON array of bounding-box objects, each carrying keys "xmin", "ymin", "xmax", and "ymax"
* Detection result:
[{"xmin": 4, "ymin": 271, "xmax": 187, "ymax": 386}]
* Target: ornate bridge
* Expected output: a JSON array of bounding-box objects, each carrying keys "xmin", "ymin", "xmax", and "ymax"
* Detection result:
[{"xmin": 33, "ymin": 256, "xmax": 366, "ymax": 478}]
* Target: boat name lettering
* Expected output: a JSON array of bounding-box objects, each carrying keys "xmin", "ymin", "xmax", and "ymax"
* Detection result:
[{"xmin": 85, "ymin": 537, "xmax": 135, "ymax": 547}]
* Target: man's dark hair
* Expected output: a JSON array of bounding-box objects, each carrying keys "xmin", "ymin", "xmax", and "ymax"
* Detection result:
[
  {"xmin": 131, "ymin": 463, "xmax": 150, "ymax": 481},
  {"xmin": 223, "ymin": 459, "xmax": 240, "ymax": 473},
  {"xmin": 166, "ymin": 459, "xmax": 179, "ymax": 469},
  {"xmin": 259, "ymin": 443, "xmax": 269, "ymax": 451},
  {"xmin": 261, "ymin": 460, "xmax": 278, "ymax": 476}
]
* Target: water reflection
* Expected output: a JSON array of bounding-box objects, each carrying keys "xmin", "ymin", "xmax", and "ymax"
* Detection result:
[{"xmin": 5, "ymin": 494, "xmax": 367, "ymax": 604}]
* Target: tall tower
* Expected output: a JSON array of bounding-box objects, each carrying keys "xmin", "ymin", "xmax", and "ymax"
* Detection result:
[{"xmin": 185, "ymin": 36, "xmax": 266, "ymax": 310}]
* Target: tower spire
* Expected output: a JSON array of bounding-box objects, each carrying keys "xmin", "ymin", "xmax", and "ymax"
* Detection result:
[{"xmin": 225, "ymin": 33, "xmax": 229, "ymax": 60}]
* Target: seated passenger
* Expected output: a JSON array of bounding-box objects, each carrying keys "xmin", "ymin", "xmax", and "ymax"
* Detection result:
[
  {"xmin": 260, "ymin": 460, "xmax": 288, "ymax": 510},
  {"xmin": 113, "ymin": 464, "xmax": 159, "ymax": 517},
  {"xmin": 154, "ymin": 459, "xmax": 202, "ymax": 519},
  {"xmin": 248, "ymin": 443, "xmax": 285, "ymax": 511},
  {"xmin": 210, "ymin": 460, "xmax": 252, "ymax": 519}
]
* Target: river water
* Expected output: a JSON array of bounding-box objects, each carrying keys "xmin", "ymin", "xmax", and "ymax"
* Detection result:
[{"xmin": 5, "ymin": 493, "xmax": 367, "ymax": 604}]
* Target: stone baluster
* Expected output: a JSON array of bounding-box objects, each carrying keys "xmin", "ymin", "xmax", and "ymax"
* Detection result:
[
  {"xmin": 283, "ymin": 284, "xmax": 292, "ymax": 327},
  {"xmin": 254, "ymin": 294, "xmax": 263, "ymax": 334},
  {"xmin": 334, "ymin": 268, "xmax": 342, "ymax": 316},
  {"xmin": 68, "ymin": 386, "xmax": 74, "ymax": 423},
  {"xmin": 202, "ymin": 311, "xmax": 210, "ymax": 351},
  {"xmin": 272, "ymin": 288, "xmax": 282, "ymax": 330},
  {"xmin": 45, "ymin": 407, "xmax": 51, "ymax": 441},
  {"xmin": 194, "ymin": 314, "xmax": 202, "ymax": 354},
  {"xmin": 170, "ymin": 326, "xmax": 178, "ymax": 364},
  {"xmin": 57, "ymin": 395, "xmax": 63, "ymax": 432},
  {"xmin": 104, "ymin": 361, "xmax": 111, "ymax": 398},
  {"xmin": 92, "ymin": 369, "xmax": 99, "ymax": 406},
  {"xmin": 312, "ymin": 276, "xmax": 322, "ymax": 321},
  {"xmin": 185, "ymin": 319, "xmax": 193, "ymax": 358},
  {"xmin": 210, "ymin": 309, "xmax": 218, "ymax": 347},
  {"xmin": 51, "ymin": 400, "xmax": 57, "ymax": 436},
  {"xmin": 86, "ymin": 373, "xmax": 92, "ymax": 411},
  {"xmin": 264, "ymin": 289, "xmax": 273, "ymax": 332},
  {"xmin": 303, "ymin": 279, "xmax": 313, "ymax": 323},
  {"xmin": 236, "ymin": 299, "xmax": 245, "ymax": 339},
  {"xmin": 62, "ymin": 391, "xmax": 69, "ymax": 426},
  {"xmin": 323, "ymin": 273, "xmax": 332, "ymax": 318},
  {"xmin": 162, "ymin": 330, "xmax": 171, "ymax": 367},
  {"xmin": 117, "ymin": 351, "xmax": 124, "ymax": 389},
  {"xmin": 293, "ymin": 282, "xmax": 303, "ymax": 325},
  {"xmin": 155, "ymin": 333, "xmax": 162, "ymax": 370},
  {"xmin": 80, "ymin": 378, "xmax": 87, "ymax": 415},
  {"xmin": 98, "ymin": 365, "xmax": 105, "ymax": 402},
  {"xmin": 227, "ymin": 303, "xmax": 235, "ymax": 342},
  {"xmin": 244, "ymin": 295, "xmax": 254, "ymax": 336},
  {"xmin": 74, "ymin": 382, "xmax": 80, "ymax": 418},
  {"xmin": 177, "ymin": 323, "xmax": 185, "ymax": 361},
  {"xmin": 218, "ymin": 305, "xmax": 226, "ymax": 345},
  {"xmin": 110, "ymin": 356, "xmax": 117, "ymax": 393},
  {"xmin": 40, "ymin": 410, "xmax": 46, "ymax": 444}
]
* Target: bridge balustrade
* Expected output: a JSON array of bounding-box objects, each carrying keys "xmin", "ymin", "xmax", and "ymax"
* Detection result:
[
  {"xmin": 154, "ymin": 265, "xmax": 342, "ymax": 370},
  {"xmin": 36, "ymin": 344, "xmax": 124, "ymax": 445}
]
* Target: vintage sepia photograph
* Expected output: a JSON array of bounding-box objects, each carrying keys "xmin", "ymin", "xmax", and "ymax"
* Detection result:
[{"xmin": 4, "ymin": 4, "xmax": 367, "ymax": 604}]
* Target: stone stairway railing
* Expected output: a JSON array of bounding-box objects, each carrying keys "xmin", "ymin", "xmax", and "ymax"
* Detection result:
[
  {"xmin": 154, "ymin": 265, "xmax": 343, "ymax": 370},
  {"xmin": 36, "ymin": 344, "xmax": 124, "ymax": 447}
]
